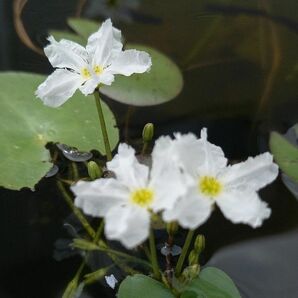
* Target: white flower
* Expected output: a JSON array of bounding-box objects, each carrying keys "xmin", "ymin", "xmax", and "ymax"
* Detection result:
[
  {"xmin": 71, "ymin": 143, "xmax": 188, "ymax": 249},
  {"xmin": 161, "ymin": 128, "xmax": 279, "ymax": 229},
  {"xmin": 35, "ymin": 19, "xmax": 151, "ymax": 107},
  {"xmin": 105, "ymin": 274, "xmax": 118, "ymax": 289}
]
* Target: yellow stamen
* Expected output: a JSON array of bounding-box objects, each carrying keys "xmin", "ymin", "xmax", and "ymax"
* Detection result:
[
  {"xmin": 81, "ymin": 67, "xmax": 91, "ymax": 79},
  {"xmin": 199, "ymin": 176, "xmax": 222, "ymax": 197},
  {"xmin": 130, "ymin": 188, "xmax": 154, "ymax": 208},
  {"xmin": 94, "ymin": 65, "xmax": 104, "ymax": 75}
]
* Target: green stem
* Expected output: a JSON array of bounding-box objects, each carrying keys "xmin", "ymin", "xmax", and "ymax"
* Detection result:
[
  {"xmin": 149, "ymin": 229, "xmax": 161, "ymax": 279},
  {"xmin": 94, "ymin": 90, "xmax": 112, "ymax": 161},
  {"xmin": 57, "ymin": 180, "xmax": 96, "ymax": 239},
  {"xmin": 98, "ymin": 245, "xmax": 152, "ymax": 268},
  {"xmin": 175, "ymin": 229, "xmax": 195, "ymax": 276}
]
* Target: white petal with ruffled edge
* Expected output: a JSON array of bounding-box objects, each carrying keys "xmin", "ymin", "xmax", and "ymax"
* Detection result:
[
  {"xmin": 220, "ymin": 152, "xmax": 279, "ymax": 192},
  {"xmin": 106, "ymin": 49, "xmax": 152, "ymax": 76},
  {"xmin": 107, "ymin": 144, "xmax": 149, "ymax": 190},
  {"xmin": 105, "ymin": 204, "xmax": 150, "ymax": 248},
  {"xmin": 163, "ymin": 188, "xmax": 213, "ymax": 229},
  {"xmin": 35, "ymin": 69, "xmax": 82, "ymax": 107},
  {"xmin": 72, "ymin": 179, "xmax": 128, "ymax": 217},
  {"xmin": 216, "ymin": 190, "xmax": 271, "ymax": 228},
  {"xmin": 197, "ymin": 128, "xmax": 227, "ymax": 176},
  {"xmin": 44, "ymin": 37, "xmax": 88, "ymax": 72},
  {"xmin": 87, "ymin": 19, "xmax": 122, "ymax": 67}
]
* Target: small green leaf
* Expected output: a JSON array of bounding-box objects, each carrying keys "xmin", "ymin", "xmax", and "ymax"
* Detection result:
[
  {"xmin": 117, "ymin": 274, "xmax": 175, "ymax": 298},
  {"xmin": 67, "ymin": 18, "xmax": 100, "ymax": 39},
  {"xmin": 270, "ymin": 131, "xmax": 298, "ymax": 182},
  {"xmin": 0, "ymin": 72, "xmax": 119, "ymax": 190},
  {"xmin": 49, "ymin": 30, "xmax": 85, "ymax": 45},
  {"xmin": 183, "ymin": 267, "xmax": 241, "ymax": 298}
]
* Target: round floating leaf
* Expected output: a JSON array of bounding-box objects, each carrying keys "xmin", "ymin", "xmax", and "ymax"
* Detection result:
[
  {"xmin": 101, "ymin": 43, "xmax": 184, "ymax": 106},
  {"xmin": 0, "ymin": 72, "xmax": 119, "ymax": 190},
  {"xmin": 270, "ymin": 131, "xmax": 298, "ymax": 183},
  {"xmin": 49, "ymin": 30, "xmax": 85, "ymax": 46},
  {"xmin": 183, "ymin": 267, "xmax": 241, "ymax": 298},
  {"xmin": 117, "ymin": 274, "xmax": 174, "ymax": 298},
  {"xmin": 67, "ymin": 18, "xmax": 100, "ymax": 39}
]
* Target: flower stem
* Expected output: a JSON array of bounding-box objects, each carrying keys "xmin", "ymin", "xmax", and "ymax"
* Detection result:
[
  {"xmin": 149, "ymin": 229, "xmax": 161, "ymax": 279},
  {"xmin": 57, "ymin": 180, "xmax": 96, "ymax": 239},
  {"xmin": 175, "ymin": 229, "xmax": 194, "ymax": 276},
  {"xmin": 98, "ymin": 246, "xmax": 152, "ymax": 268},
  {"xmin": 94, "ymin": 90, "xmax": 112, "ymax": 161}
]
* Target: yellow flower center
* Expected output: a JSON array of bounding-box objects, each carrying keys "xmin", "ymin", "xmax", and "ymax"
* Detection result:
[
  {"xmin": 81, "ymin": 67, "xmax": 91, "ymax": 79},
  {"xmin": 94, "ymin": 65, "xmax": 104, "ymax": 75},
  {"xmin": 130, "ymin": 188, "xmax": 154, "ymax": 208},
  {"xmin": 199, "ymin": 176, "xmax": 222, "ymax": 197}
]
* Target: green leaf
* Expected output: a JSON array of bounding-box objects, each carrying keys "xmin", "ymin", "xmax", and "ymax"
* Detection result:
[
  {"xmin": 67, "ymin": 18, "xmax": 100, "ymax": 39},
  {"xmin": 101, "ymin": 43, "xmax": 184, "ymax": 106},
  {"xmin": 183, "ymin": 267, "xmax": 241, "ymax": 298},
  {"xmin": 49, "ymin": 30, "xmax": 85, "ymax": 46},
  {"xmin": 0, "ymin": 72, "xmax": 119, "ymax": 190},
  {"xmin": 270, "ymin": 131, "xmax": 298, "ymax": 183},
  {"xmin": 117, "ymin": 274, "xmax": 175, "ymax": 298}
]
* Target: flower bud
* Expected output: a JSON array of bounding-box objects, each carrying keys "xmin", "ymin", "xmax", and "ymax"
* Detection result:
[
  {"xmin": 142, "ymin": 123, "xmax": 154, "ymax": 142},
  {"xmin": 87, "ymin": 161, "xmax": 103, "ymax": 180},
  {"xmin": 181, "ymin": 264, "xmax": 200, "ymax": 281},
  {"xmin": 72, "ymin": 238, "xmax": 99, "ymax": 251},
  {"xmin": 84, "ymin": 267, "xmax": 111, "ymax": 285},
  {"xmin": 188, "ymin": 250, "xmax": 198, "ymax": 266},
  {"xmin": 62, "ymin": 276, "xmax": 79, "ymax": 298},
  {"xmin": 194, "ymin": 234, "xmax": 205, "ymax": 254},
  {"xmin": 166, "ymin": 221, "xmax": 178, "ymax": 236}
]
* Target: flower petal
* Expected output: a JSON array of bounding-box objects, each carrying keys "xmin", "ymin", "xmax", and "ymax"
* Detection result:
[
  {"xmin": 107, "ymin": 143, "xmax": 149, "ymax": 190},
  {"xmin": 150, "ymin": 134, "xmax": 198, "ymax": 211},
  {"xmin": 162, "ymin": 188, "xmax": 213, "ymax": 229},
  {"xmin": 71, "ymin": 178, "xmax": 128, "ymax": 217},
  {"xmin": 35, "ymin": 69, "xmax": 82, "ymax": 107},
  {"xmin": 86, "ymin": 19, "xmax": 123, "ymax": 67},
  {"xmin": 44, "ymin": 36, "xmax": 88, "ymax": 72},
  {"xmin": 105, "ymin": 204, "xmax": 150, "ymax": 248},
  {"xmin": 79, "ymin": 77, "xmax": 101, "ymax": 96},
  {"xmin": 107, "ymin": 49, "xmax": 152, "ymax": 76},
  {"xmin": 150, "ymin": 161, "xmax": 193, "ymax": 212},
  {"xmin": 220, "ymin": 152, "xmax": 279, "ymax": 192},
  {"xmin": 153, "ymin": 133, "xmax": 204, "ymax": 177},
  {"xmin": 198, "ymin": 128, "xmax": 227, "ymax": 176},
  {"xmin": 216, "ymin": 190, "xmax": 271, "ymax": 228}
]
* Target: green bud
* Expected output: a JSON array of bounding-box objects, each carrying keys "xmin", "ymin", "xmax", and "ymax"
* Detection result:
[
  {"xmin": 72, "ymin": 238, "xmax": 99, "ymax": 251},
  {"xmin": 84, "ymin": 267, "xmax": 111, "ymax": 285},
  {"xmin": 181, "ymin": 264, "xmax": 200, "ymax": 281},
  {"xmin": 194, "ymin": 234, "xmax": 205, "ymax": 254},
  {"xmin": 142, "ymin": 123, "xmax": 154, "ymax": 142},
  {"xmin": 87, "ymin": 161, "xmax": 103, "ymax": 180},
  {"xmin": 62, "ymin": 276, "xmax": 79, "ymax": 298},
  {"xmin": 166, "ymin": 221, "xmax": 179, "ymax": 236},
  {"xmin": 188, "ymin": 250, "xmax": 199, "ymax": 266}
]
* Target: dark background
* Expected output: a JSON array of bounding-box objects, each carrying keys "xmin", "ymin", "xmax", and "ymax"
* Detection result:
[{"xmin": 0, "ymin": 0, "xmax": 298, "ymax": 297}]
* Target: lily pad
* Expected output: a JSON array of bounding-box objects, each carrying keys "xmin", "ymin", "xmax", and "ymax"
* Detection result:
[
  {"xmin": 183, "ymin": 267, "xmax": 241, "ymax": 298},
  {"xmin": 270, "ymin": 131, "xmax": 298, "ymax": 183},
  {"xmin": 67, "ymin": 18, "xmax": 100, "ymax": 40},
  {"xmin": 49, "ymin": 30, "xmax": 85, "ymax": 46},
  {"xmin": 101, "ymin": 43, "xmax": 184, "ymax": 106},
  {"xmin": 0, "ymin": 72, "xmax": 119, "ymax": 190},
  {"xmin": 117, "ymin": 274, "xmax": 174, "ymax": 298},
  {"xmin": 50, "ymin": 18, "xmax": 184, "ymax": 106}
]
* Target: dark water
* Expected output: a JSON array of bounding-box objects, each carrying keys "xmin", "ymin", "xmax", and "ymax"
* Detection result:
[{"xmin": 0, "ymin": 0, "xmax": 298, "ymax": 297}]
